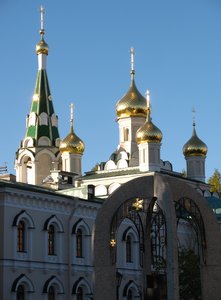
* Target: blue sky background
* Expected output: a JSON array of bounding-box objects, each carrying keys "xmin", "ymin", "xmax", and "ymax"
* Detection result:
[{"xmin": 0, "ymin": 0, "xmax": 221, "ymax": 180}]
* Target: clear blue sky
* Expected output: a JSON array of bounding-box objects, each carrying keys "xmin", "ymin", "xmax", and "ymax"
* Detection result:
[{"xmin": 0, "ymin": 0, "xmax": 221, "ymax": 180}]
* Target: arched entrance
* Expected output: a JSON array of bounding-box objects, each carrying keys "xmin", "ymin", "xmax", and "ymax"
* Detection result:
[{"xmin": 94, "ymin": 174, "xmax": 221, "ymax": 300}]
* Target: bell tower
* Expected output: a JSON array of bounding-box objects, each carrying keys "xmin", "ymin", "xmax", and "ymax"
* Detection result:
[
  {"xmin": 15, "ymin": 6, "xmax": 61, "ymax": 185},
  {"xmin": 115, "ymin": 48, "xmax": 147, "ymax": 165}
]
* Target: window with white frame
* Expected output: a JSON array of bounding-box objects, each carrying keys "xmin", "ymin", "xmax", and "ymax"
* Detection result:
[
  {"xmin": 13, "ymin": 211, "xmax": 35, "ymax": 258},
  {"xmin": 43, "ymin": 276, "xmax": 65, "ymax": 299},
  {"xmin": 117, "ymin": 221, "xmax": 140, "ymax": 269},
  {"xmin": 123, "ymin": 281, "xmax": 141, "ymax": 300},
  {"xmin": 72, "ymin": 277, "xmax": 93, "ymax": 300},
  {"xmin": 44, "ymin": 215, "xmax": 64, "ymax": 260},
  {"xmin": 12, "ymin": 274, "xmax": 35, "ymax": 300},
  {"xmin": 72, "ymin": 219, "xmax": 91, "ymax": 264}
]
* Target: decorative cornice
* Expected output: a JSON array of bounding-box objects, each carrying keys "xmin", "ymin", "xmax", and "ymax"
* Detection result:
[{"xmin": 0, "ymin": 183, "xmax": 100, "ymax": 215}]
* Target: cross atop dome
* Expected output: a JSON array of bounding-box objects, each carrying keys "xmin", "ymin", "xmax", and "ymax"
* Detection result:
[
  {"xmin": 40, "ymin": 5, "xmax": 45, "ymax": 36},
  {"xmin": 192, "ymin": 107, "xmax": 196, "ymax": 126},
  {"xmin": 130, "ymin": 47, "xmax": 135, "ymax": 76},
  {"xmin": 70, "ymin": 103, "xmax": 74, "ymax": 132},
  {"xmin": 146, "ymin": 90, "xmax": 151, "ymax": 109}
]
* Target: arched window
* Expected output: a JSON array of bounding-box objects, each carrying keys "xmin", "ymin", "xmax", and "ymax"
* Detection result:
[
  {"xmin": 76, "ymin": 286, "xmax": 83, "ymax": 300},
  {"xmin": 126, "ymin": 235, "xmax": 132, "ymax": 262},
  {"xmin": 72, "ymin": 277, "xmax": 92, "ymax": 299},
  {"xmin": 13, "ymin": 210, "xmax": 35, "ymax": 259},
  {"xmin": 117, "ymin": 222, "xmax": 140, "ymax": 269},
  {"xmin": 143, "ymin": 149, "xmax": 146, "ymax": 164},
  {"xmin": 76, "ymin": 229, "xmax": 83, "ymax": 258},
  {"xmin": 44, "ymin": 215, "xmax": 64, "ymax": 260},
  {"xmin": 48, "ymin": 286, "xmax": 55, "ymax": 300},
  {"xmin": 127, "ymin": 289, "xmax": 133, "ymax": 300},
  {"xmin": 72, "ymin": 219, "xmax": 91, "ymax": 264},
  {"xmin": 43, "ymin": 276, "xmax": 64, "ymax": 298},
  {"xmin": 16, "ymin": 284, "xmax": 25, "ymax": 300},
  {"xmin": 124, "ymin": 128, "xmax": 129, "ymax": 141},
  {"xmin": 175, "ymin": 197, "xmax": 206, "ymax": 300},
  {"xmin": 12, "ymin": 274, "xmax": 34, "ymax": 299},
  {"xmin": 17, "ymin": 221, "xmax": 26, "ymax": 252},
  {"xmin": 48, "ymin": 225, "xmax": 55, "ymax": 255},
  {"xmin": 123, "ymin": 280, "xmax": 141, "ymax": 300}
]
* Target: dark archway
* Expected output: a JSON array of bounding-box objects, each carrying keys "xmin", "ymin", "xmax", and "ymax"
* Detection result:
[
  {"xmin": 110, "ymin": 196, "xmax": 167, "ymax": 299},
  {"xmin": 175, "ymin": 197, "xmax": 206, "ymax": 300}
]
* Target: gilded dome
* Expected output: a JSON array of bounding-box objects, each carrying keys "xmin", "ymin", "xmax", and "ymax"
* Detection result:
[
  {"xmin": 36, "ymin": 37, "xmax": 49, "ymax": 55},
  {"xmin": 116, "ymin": 76, "xmax": 147, "ymax": 120},
  {"xmin": 60, "ymin": 128, "xmax": 85, "ymax": 155},
  {"xmin": 183, "ymin": 124, "xmax": 207, "ymax": 157},
  {"xmin": 136, "ymin": 108, "xmax": 162, "ymax": 144}
]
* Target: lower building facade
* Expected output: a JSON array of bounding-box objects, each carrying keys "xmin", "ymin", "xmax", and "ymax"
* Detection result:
[{"xmin": 0, "ymin": 172, "xmax": 221, "ymax": 299}]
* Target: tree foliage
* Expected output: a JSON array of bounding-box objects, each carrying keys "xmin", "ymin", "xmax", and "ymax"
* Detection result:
[
  {"xmin": 178, "ymin": 247, "xmax": 202, "ymax": 300},
  {"xmin": 181, "ymin": 169, "xmax": 187, "ymax": 178},
  {"xmin": 208, "ymin": 169, "xmax": 221, "ymax": 196}
]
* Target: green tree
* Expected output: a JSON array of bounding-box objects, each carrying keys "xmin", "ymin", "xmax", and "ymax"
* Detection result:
[
  {"xmin": 208, "ymin": 169, "xmax": 221, "ymax": 196},
  {"xmin": 178, "ymin": 247, "xmax": 202, "ymax": 300},
  {"xmin": 181, "ymin": 169, "xmax": 187, "ymax": 178}
]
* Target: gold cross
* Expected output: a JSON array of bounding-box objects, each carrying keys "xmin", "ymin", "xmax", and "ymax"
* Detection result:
[
  {"xmin": 110, "ymin": 239, "xmax": 116, "ymax": 247},
  {"xmin": 132, "ymin": 198, "xmax": 143, "ymax": 211}
]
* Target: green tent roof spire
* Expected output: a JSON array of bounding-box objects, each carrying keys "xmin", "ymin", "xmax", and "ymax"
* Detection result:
[{"xmin": 25, "ymin": 5, "xmax": 59, "ymax": 146}]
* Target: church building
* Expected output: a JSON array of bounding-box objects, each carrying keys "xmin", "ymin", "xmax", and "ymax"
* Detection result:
[{"xmin": 1, "ymin": 6, "xmax": 221, "ymax": 300}]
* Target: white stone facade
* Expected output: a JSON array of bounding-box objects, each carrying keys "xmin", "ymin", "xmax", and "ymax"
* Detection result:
[{"xmin": 0, "ymin": 181, "xmax": 99, "ymax": 299}]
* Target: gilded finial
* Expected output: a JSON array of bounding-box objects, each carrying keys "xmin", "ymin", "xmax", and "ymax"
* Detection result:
[
  {"xmin": 130, "ymin": 47, "xmax": 135, "ymax": 77},
  {"xmin": 70, "ymin": 103, "xmax": 74, "ymax": 132},
  {"xmin": 36, "ymin": 5, "xmax": 49, "ymax": 56},
  {"xmin": 40, "ymin": 5, "xmax": 45, "ymax": 36}
]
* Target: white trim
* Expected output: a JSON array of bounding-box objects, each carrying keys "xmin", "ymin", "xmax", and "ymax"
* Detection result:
[
  {"xmin": 38, "ymin": 54, "xmax": 47, "ymax": 70},
  {"xmin": 12, "ymin": 274, "xmax": 34, "ymax": 300}
]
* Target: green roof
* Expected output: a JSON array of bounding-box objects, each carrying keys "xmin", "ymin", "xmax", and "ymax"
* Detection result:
[{"xmin": 25, "ymin": 69, "xmax": 59, "ymax": 145}]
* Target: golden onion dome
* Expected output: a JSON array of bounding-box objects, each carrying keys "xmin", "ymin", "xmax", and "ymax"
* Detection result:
[
  {"xmin": 36, "ymin": 36, "xmax": 49, "ymax": 55},
  {"xmin": 183, "ymin": 123, "xmax": 207, "ymax": 157},
  {"xmin": 60, "ymin": 127, "xmax": 85, "ymax": 155},
  {"xmin": 136, "ymin": 108, "xmax": 163, "ymax": 144},
  {"xmin": 116, "ymin": 75, "xmax": 147, "ymax": 120}
]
